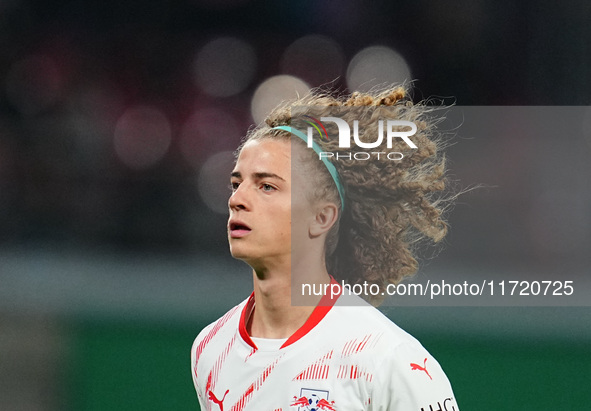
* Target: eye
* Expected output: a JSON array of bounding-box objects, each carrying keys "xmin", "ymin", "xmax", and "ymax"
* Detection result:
[
  {"xmin": 261, "ymin": 183, "xmax": 275, "ymax": 192},
  {"xmin": 230, "ymin": 181, "xmax": 240, "ymax": 192}
]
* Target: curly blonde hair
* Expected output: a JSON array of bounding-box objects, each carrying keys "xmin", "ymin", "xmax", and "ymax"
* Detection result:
[{"xmin": 239, "ymin": 85, "xmax": 449, "ymax": 305}]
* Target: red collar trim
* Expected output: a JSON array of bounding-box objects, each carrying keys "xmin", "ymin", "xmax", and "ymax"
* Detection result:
[
  {"xmin": 238, "ymin": 277, "xmax": 342, "ymax": 350},
  {"xmin": 238, "ymin": 292, "xmax": 257, "ymax": 350}
]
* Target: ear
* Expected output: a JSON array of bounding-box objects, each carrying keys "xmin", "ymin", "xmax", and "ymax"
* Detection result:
[{"xmin": 309, "ymin": 203, "xmax": 339, "ymax": 237}]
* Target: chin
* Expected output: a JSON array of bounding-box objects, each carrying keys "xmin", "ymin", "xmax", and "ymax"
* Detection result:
[
  {"xmin": 228, "ymin": 243, "xmax": 254, "ymax": 260},
  {"xmin": 229, "ymin": 246, "xmax": 266, "ymax": 269}
]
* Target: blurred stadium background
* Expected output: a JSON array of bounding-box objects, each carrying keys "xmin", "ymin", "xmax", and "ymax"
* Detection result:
[{"xmin": 1, "ymin": 0, "xmax": 590, "ymax": 409}]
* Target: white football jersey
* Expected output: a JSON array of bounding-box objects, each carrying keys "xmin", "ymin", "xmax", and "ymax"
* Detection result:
[{"xmin": 191, "ymin": 290, "xmax": 460, "ymax": 411}]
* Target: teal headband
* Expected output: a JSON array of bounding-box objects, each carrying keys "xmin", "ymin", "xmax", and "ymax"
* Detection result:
[{"xmin": 272, "ymin": 125, "xmax": 345, "ymax": 211}]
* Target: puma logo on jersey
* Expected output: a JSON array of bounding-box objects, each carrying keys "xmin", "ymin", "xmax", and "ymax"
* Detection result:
[
  {"xmin": 208, "ymin": 389, "xmax": 229, "ymax": 411},
  {"xmin": 410, "ymin": 358, "xmax": 432, "ymax": 380}
]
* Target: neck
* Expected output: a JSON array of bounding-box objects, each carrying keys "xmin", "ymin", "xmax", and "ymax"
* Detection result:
[{"xmin": 248, "ymin": 254, "xmax": 331, "ymax": 339}]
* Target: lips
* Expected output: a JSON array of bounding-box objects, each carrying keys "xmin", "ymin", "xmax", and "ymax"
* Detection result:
[{"xmin": 229, "ymin": 220, "xmax": 251, "ymax": 238}]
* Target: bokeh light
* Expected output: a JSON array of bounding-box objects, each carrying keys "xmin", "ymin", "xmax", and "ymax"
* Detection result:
[
  {"xmin": 197, "ymin": 150, "xmax": 235, "ymax": 214},
  {"xmin": 66, "ymin": 84, "xmax": 125, "ymax": 167},
  {"xmin": 5, "ymin": 55, "xmax": 64, "ymax": 116},
  {"xmin": 250, "ymin": 75, "xmax": 309, "ymax": 124},
  {"xmin": 346, "ymin": 46, "xmax": 412, "ymax": 92},
  {"xmin": 113, "ymin": 106, "xmax": 172, "ymax": 170},
  {"xmin": 179, "ymin": 108, "xmax": 241, "ymax": 168},
  {"xmin": 193, "ymin": 37, "xmax": 257, "ymax": 97},
  {"xmin": 280, "ymin": 35, "xmax": 345, "ymax": 87}
]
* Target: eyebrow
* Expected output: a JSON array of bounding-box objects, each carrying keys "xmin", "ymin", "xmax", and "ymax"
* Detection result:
[{"xmin": 231, "ymin": 171, "xmax": 286, "ymax": 182}]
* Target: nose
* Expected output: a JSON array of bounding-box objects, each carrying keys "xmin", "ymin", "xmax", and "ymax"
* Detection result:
[{"xmin": 228, "ymin": 183, "xmax": 248, "ymax": 211}]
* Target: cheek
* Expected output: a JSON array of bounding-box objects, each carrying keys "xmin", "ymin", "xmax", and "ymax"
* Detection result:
[{"xmin": 263, "ymin": 204, "xmax": 291, "ymax": 236}]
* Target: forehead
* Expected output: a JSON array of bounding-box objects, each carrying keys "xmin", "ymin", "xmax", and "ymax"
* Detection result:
[{"xmin": 234, "ymin": 138, "xmax": 291, "ymax": 171}]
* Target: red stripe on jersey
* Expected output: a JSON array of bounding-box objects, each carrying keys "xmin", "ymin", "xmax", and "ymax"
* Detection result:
[
  {"xmin": 229, "ymin": 354, "xmax": 285, "ymax": 411},
  {"xmin": 341, "ymin": 334, "xmax": 374, "ymax": 358},
  {"xmin": 342, "ymin": 338, "xmax": 355, "ymax": 357},
  {"xmin": 208, "ymin": 334, "xmax": 237, "ymax": 395},
  {"xmin": 356, "ymin": 334, "xmax": 371, "ymax": 352},
  {"xmin": 293, "ymin": 350, "xmax": 333, "ymax": 381},
  {"xmin": 244, "ymin": 347, "xmax": 257, "ymax": 362},
  {"xmin": 195, "ymin": 304, "xmax": 241, "ymax": 366},
  {"xmin": 336, "ymin": 364, "xmax": 373, "ymax": 382},
  {"xmin": 205, "ymin": 373, "xmax": 212, "ymax": 398}
]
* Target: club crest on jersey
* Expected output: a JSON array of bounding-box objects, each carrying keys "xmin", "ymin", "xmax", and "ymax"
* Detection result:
[{"xmin": 290, "ymin": 388, "xmax": 337, "ymax": 411}]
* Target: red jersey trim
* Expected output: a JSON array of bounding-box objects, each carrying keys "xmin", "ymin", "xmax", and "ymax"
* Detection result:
[
  {"xmin": 238, "ymin": 292, "xmax": 257, "ymax": 350},
  {"xmin": 238, "ymin": 277, "xmax": 342, "ymax": 350}
]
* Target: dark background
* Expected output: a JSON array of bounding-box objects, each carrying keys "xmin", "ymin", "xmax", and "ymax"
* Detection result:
[
  {"xmin": 2, "ymin": 0, "xmax": 591, "ymax": 254},
  {"xmin": 1, "ymin": 1, "xmax": 590, "ymax": 410}
]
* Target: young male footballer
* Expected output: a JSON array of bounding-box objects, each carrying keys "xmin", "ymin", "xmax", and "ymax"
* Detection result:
[{"xmin": 191, "ymin": 86, "xmax": 460, "ymax": 410}]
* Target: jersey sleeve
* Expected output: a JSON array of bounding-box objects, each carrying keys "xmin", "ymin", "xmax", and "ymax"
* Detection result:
[
  {"xmin": 371, "ymin": 342, "xmax": 460, "ymax": 411},
  {"xmin": 191, "ymin": 324, "xmax": 215, "ymax": 410}
]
